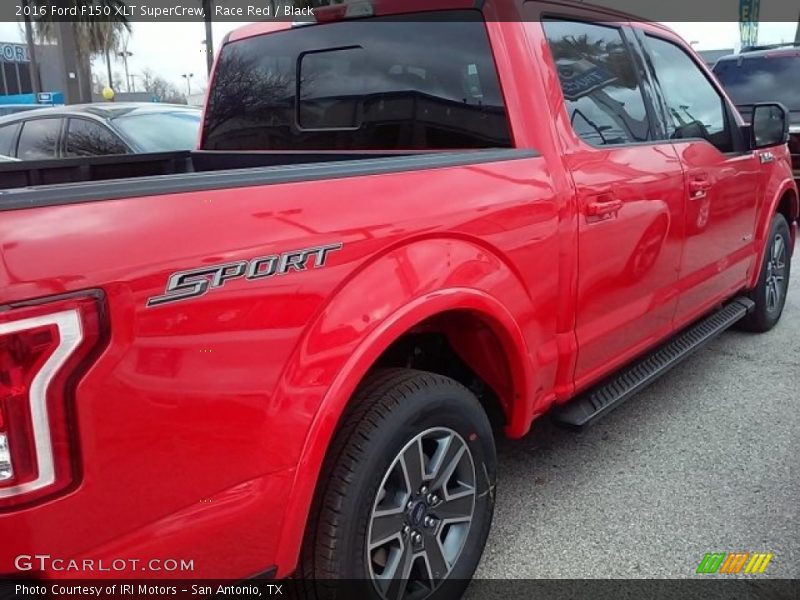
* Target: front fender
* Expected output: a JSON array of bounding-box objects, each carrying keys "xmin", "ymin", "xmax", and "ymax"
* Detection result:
[
  {"xmin": 748, "ymin": 176, "xmax": 798, "ymax": 288},
  {"xmin": 269, "ymin": 237, "xmax": 540, "ymax": 576}
]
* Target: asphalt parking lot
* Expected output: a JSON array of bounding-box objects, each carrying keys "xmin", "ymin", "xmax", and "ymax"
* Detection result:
[{"xmin": 475, "ymin": 255, "xmax": 799, "ymax": 580}]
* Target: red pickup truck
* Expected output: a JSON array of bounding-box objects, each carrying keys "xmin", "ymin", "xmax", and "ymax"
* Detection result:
[{"xmin": 1, "ymin": 1, "xmax": 797, "ymax": 597}]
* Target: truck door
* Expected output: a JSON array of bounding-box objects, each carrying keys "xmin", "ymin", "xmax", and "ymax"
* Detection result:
[
  {"xmin": 637, "ymin": 31, "xmax": 761, "ymax": 326},
  {"xmin": 538, "ymin": 17, "xmax": 687, "ymax": 389}
]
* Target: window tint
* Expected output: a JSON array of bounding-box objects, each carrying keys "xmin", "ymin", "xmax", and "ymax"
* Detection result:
[
  {"xmin": 0, "ymin": 123, "xmax": 19, "ymax": 156},
  {"xmin": 644, "ymin": 35, "xmax": 732, "ymax": 152},
  {"xmin": 299, "ymin": 47, "xmax": 365, "ymax": 129},
  {"xmin": 543, "ymin": 20, "xmax": 651, "ymax": 146},
  {"xmin": 203, "ymin": 10, "xmax": 511, "ymax": 150},
  {"xmin": 713, "ymin": 54, "xmax": 800, "ymax": 112},
  {"xmin": 65, "ymin": 118, "xmax": 128, "ymax": 156},
  {"xmin": 17, "ymin": 118, "xmax": 61, "ymax": 160}
]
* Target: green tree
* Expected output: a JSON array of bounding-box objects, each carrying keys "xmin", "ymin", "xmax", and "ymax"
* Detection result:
[{"xmin": 31, "ymin": 0, "xmax": 131, "ymax": 97}]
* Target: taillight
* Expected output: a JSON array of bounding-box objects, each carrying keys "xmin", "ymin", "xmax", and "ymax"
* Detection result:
[{"xmin": 0, "ymin": 293, "xmax": 105, "ymax": 509}]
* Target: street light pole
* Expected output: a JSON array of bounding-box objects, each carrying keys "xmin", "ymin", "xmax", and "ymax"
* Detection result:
[
  {"xmin": 118, "ymin": 50, "xmax": 133, "ymax": 92},
  {"xmin": 181, "ymin": 73, "xmax": 194, "ymax": 99}
]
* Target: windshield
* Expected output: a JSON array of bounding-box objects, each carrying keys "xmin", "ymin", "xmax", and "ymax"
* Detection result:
[
  {"xmin": 713, "ymin": 53, "xmax": 800, "ymax": 112},
  {"xmin": 113, "ymin": 109, "xmax": 201, "ymax": 151}
]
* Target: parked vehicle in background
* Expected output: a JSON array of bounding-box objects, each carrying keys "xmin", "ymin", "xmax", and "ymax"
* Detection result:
[
  {"xmin": 713, "ymin": 44, "xmax": 800, "ymax": 180},
  {"xmin": 0, "ymin": 104, "xmax": 42, "ymax": 118},
  {"xmin": 0, "ymin": 2, "xmax": 797, "ymax": 598},
  {"xmin": 0, "ymin": 103, "xmax": 201, "ymax": 160}
]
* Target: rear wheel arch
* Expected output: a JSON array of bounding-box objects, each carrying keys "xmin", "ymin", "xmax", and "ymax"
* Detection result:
[
  {"xmin": 739, "ymin": 212, "xmax": 791, "ymax": 332},
  {"xmin": 374, "ymin": 309, "xmax": 527, "ymax": 433},
  {"xmin": 273, "ymin": 292, "xmax": 533, "ymax": 577},
  {"xmin": 749, "ymin": 184, "xmax": 798, "ymax": 289}
]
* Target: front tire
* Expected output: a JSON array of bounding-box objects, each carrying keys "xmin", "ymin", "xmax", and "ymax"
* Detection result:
[
  {"xmin": 738, "ymin": 213, "xmax": 792, "ymax": 332},
  {"xmin": 296, "ymin": 369, "xmax": 496, "ymax": 600}
]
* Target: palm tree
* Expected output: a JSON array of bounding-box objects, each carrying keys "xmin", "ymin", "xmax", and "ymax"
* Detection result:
[
  {"xmin": 21, "ymin": 0, "xmax": 40, "ymax": 94},
  {"xmin": 31, "ymin": 0, "xmax": 131, "ymax": 99}
]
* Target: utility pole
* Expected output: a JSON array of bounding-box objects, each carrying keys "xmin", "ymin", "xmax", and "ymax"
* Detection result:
[
  {"xmin": 105, "ymin": 49, "xmax": 113, "ymax": 88},
  {"xmin": 795, "ymin": 11, "xmax": 800, "ymax": 44},
  {"xmin": 55, "ymin": 21, "xmax": 81, "ymax": 104},
  {"xmin": 21, "ymin": 0, "xmax": 41, "ymax": 94},
  {"xmin": 202, "ymin": 0, "xmax": 214, "ymax": 75}
]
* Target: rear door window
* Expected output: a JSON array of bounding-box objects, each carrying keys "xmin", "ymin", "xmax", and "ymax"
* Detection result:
[
  {"xmin": 65, "ymin": 118, "xmax": 129, "ymax": 156},
  {"xmin": 17, "ymin": 118, "xmax": 62, "ymax": 160},
  {"xmin": 543, "ymin": 19, "xmax": 652, "ymax": 146},
  {"xmin": 203, "ymin": 10, "xmax": 512, "ymax": 150}
]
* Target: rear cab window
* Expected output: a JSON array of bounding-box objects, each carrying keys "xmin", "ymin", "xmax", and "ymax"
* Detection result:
[{"xmin": 202, "ymin": 10, "xmax": 512, "ymax": 150}]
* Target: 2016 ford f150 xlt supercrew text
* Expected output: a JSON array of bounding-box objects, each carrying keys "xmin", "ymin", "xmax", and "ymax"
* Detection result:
[{"xmin": 0, "ymin": 2, "xmax": 797, "ymax": 598}]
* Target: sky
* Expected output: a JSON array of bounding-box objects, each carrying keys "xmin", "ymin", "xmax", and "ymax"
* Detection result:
[{"xmin": 0, "ymin": 20, "xmax": 798, "ymax": 95}]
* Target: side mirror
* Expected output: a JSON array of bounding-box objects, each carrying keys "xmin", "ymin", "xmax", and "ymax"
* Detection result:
[{"xmin": 751, "ymin": 103, "xmax": 789, "ymax": 149}]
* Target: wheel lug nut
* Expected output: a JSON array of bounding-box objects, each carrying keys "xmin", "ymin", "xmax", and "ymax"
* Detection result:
[
  {"xmin": 407, "ymin": 500, "xmax": 414, "ymax": 510},
  {"xmin": 402, "ymin": 525, "xmax": 410, "ymax": 536},
  {"xmin": 420, "ymin": 486, "xmax": 428, "ymax": 495},
  {"xmin": 412, "ymin": 532, "xmax": 423, "ymax": 545},
  {"xmin": 424, "ymin": 516, "xmax": 435, "ymax": 528},
  {"xmin": 427, "ymin": 493, "xmax": 439, "ymax": 505}
]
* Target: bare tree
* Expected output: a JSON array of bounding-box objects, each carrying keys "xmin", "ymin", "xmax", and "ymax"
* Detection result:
[{"xmin": 140, "ymin": 69, "xmax": 187, "ymax": 104}]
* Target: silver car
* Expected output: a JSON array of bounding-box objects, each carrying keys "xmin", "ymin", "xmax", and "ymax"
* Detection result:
[{"xmin": 0, "ymin": 103, "xmax": 201, "ymax": 160}]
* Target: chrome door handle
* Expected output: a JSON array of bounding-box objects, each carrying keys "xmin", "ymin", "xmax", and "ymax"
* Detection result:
[{"xmin": 689, "ymin": 179, "xmax": 712, "ymax": 200}]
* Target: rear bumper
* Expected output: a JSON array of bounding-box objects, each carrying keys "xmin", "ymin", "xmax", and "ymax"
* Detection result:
[{"xmin": 0, "ymin": 468, "xmax": 294, "ymax": 580}]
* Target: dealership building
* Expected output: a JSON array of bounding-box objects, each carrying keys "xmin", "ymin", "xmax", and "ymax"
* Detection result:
[
  {"xmin": 1, "ymin": 41, "xmax": 34, "ymax": 96},
  {"xmin": 0, "ymin": 40, "xmax": 67, "ymax": 104}
]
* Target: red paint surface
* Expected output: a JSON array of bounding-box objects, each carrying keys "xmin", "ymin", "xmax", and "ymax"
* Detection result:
[{"xmin": 1, "ymin": 0, "xmax": 797, "ymax": 580}]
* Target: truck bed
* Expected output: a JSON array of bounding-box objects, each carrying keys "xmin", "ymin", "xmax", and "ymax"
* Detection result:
[{"xmin": 0, "ymin": 149, "xmax": 530, "ymax": 211}]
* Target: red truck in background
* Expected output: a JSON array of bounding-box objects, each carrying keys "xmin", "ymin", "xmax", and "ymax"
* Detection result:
[{"xmin": 1, "ymin": 1, "xmax": 797, "ymax": 598}]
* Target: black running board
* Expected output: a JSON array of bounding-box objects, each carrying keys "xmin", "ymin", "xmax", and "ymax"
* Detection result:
[{"xmin": 551, "ymin": 296, "xmax": 755, "ymax": 431}]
